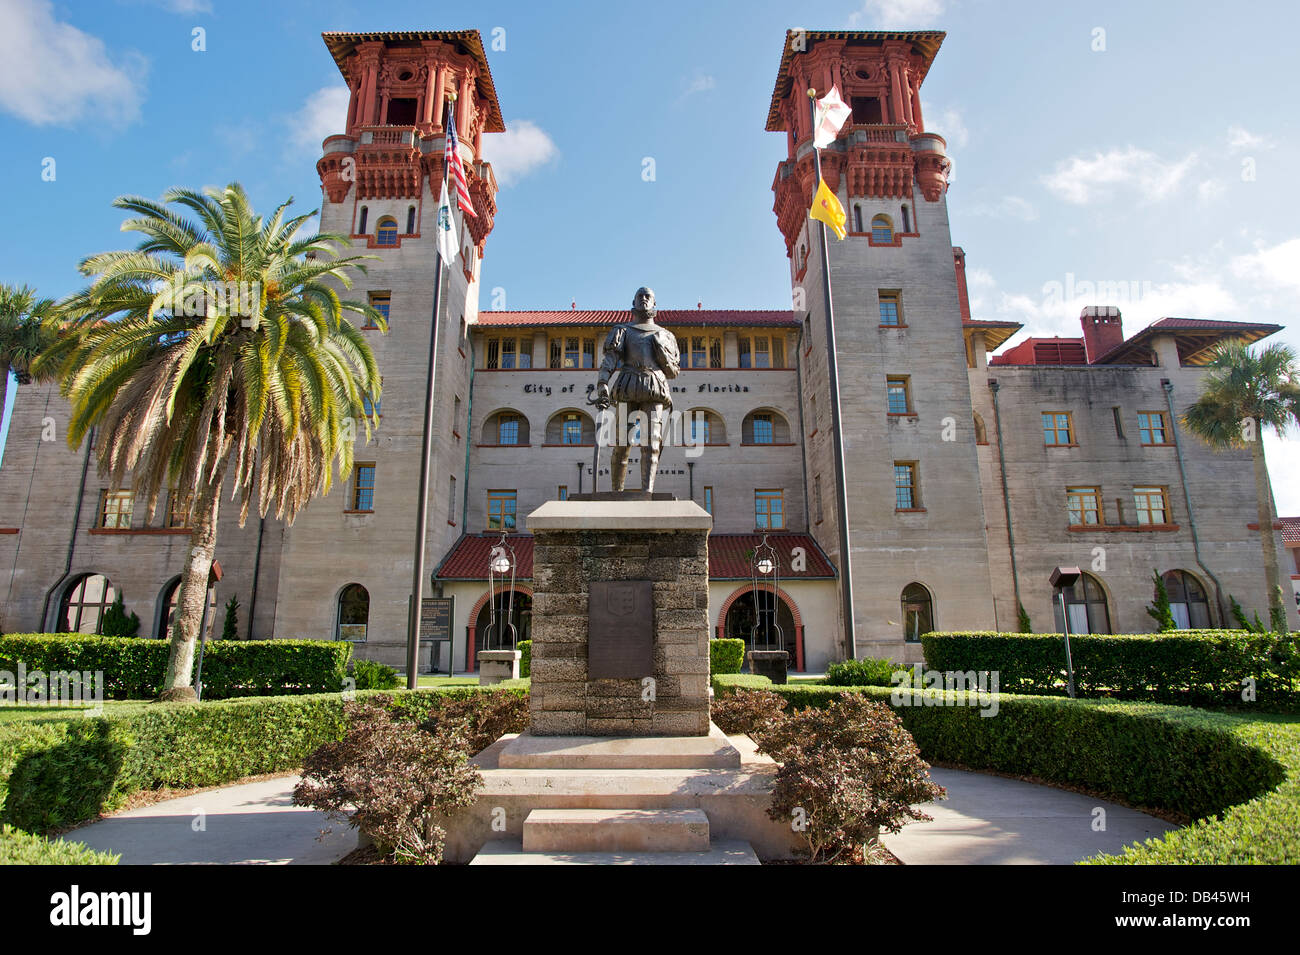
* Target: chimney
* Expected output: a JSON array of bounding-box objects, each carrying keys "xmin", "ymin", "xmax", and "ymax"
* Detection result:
[{"xmin": 1080, "ymin": 306, "xmax": 1124, "ymax": 362}]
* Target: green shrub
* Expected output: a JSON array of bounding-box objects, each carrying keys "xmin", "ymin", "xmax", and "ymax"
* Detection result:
[
  {"xmin": 823, "ymin": 657, "xmax": 899, "ymax": 687},
  {"xmin": 100, "ymin": 595, "xmax": 140, "ymax": 639},
  {"xmin": 221, "ymin": 596, "xmax": 240, "ymax": 641},
  {"xmin": 517, "ymin": 639, "xmax": 531, "ymax": 678},
  {"xmin": 711, "ymin": 673, "xmax": 772, "ymax": 694},
  {"xmin": 0, "ymin": 634, "xmax": 352, "ymax": 699},
  {"xmin": 711, "ymin": 688, "xmax": 787, "ymax": 737},
  {"xmin": 919, "ymin": 630, "xmax": 1299, "ymax": 705},
  {"xmin": 1146, "ymin": 571, "xmax": 1176, "ymax": 632},
  {"xmin": 0, "ymin": 824, "xmax": 118, "ymax": 865},
  {"xmin": 0, "ymin": 685, "xmax": 524, "ymax": 834},
  {"xmin": 709, "ymin": 638, "xmax": 745, "ymax": 675},
  {"xmin": 750, "ymin": 683, "xmax": 1284, "ymax": 821},
  {"xmin": 352, "ymin": 658, "xmax": 400, "ymax": 690}
]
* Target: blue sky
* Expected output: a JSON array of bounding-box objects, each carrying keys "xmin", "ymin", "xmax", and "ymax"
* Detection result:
[{"xmin": 1, "ymin": 0, "xmax": 1297, "ymax": 510}]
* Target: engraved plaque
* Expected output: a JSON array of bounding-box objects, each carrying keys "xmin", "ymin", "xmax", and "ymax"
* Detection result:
[{"xmin": 588, "ymin": 580, "xmax": 654, "ymax": 679}]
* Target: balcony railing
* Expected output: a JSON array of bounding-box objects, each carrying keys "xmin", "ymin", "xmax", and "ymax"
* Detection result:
[{"xmin": 357, "ymin": 125, "xmax": 417, "ymax": 146}]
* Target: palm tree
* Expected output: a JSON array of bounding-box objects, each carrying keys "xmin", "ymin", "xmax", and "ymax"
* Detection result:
[
  {"xmin": 1183, "ymin": 340, "xmax": 1300, "ymax": 633},
  {"xmin": 0, "ymin": 283, "xmax": 55, "ymax": 419},
  {"xmin": 37, "ymin": 183, "xmax": 385, "ymax": 699}
]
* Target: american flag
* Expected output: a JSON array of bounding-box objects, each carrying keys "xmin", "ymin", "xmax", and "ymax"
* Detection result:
[{"xmin": 444, "ymin": 111, "xmax": 477, "ymax": 218}]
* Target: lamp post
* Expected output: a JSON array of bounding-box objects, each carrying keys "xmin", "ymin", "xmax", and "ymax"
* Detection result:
[{"xmin": 1049, "ymin": 566, "xmax": 1080, "ymax": 698}]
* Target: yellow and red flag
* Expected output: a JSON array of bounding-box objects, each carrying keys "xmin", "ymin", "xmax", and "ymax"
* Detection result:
[{"xmin": 810, "ymin": 177, "xmax": 847, "ymax": 240}]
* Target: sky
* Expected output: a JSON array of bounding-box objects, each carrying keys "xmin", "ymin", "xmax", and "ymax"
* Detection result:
[{"xmin": 0, "ymin": 0, "xmax": 1296, "ymax": 510}]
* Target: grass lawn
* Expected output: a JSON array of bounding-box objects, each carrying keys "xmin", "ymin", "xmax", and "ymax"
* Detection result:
[{"xmin": 0, "ymin": 700, "xmax": 148, "ymax": 724}]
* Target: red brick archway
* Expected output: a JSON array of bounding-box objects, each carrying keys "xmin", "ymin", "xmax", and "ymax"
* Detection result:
[
  {"xmin": 465, "ymin": 584, "xmax": 534, "ymax": 671},
  {"xmin": 716, "ymin": 584, "xmax": 804, "ymax": 672}
]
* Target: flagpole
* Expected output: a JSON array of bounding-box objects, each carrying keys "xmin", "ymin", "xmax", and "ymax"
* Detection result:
[
  {"xmin": 406, "ymin": 93, "xmax": 452, "ymax": 689},
  {"xmin": 807, "ymin": 88, "xmax": 857, "ymax": 661}
]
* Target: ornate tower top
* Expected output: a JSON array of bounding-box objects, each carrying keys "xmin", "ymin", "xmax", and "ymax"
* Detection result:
[
  {"xmin": 767, "ymin": 30, "xmax": 951, "ymax": 256},
  {"xmin": 315, "ymin": 30, "xmax": 504, "ymax": 250}
]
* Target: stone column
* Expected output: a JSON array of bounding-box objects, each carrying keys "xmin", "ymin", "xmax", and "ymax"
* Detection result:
[{"xmin": 526, "ymin": 499, "xmax": 713, "ymax": 737}]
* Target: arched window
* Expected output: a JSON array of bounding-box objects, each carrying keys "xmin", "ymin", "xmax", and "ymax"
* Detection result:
[
  {"xmin": 1162, "ymin": 570, "xmax": 1211, "ymax": 629},
  {"xmin": 61, "ymin": 573, "xmax": 116, "ymax": 634},
  {"xmin": 337, "ymin": 584, "xmax": 369, "ymax": 642},
  {"xmin": 545, "ymin": 409, "xmax": 594, "ymax": 445},
  {"xmin": 742, "ymin": 409, "xmax": 790, "ymax": 444},
  {"xmin": 357, "ymin": 206, "xmax": 368, "ymax": 234},
  {"xmin": 376, "ymin": 217, "xmax": 398, "ymax": 246},
  {"xmin": 871, "ymin": 215, "xmax": 894, "ymax": 243},
  {"xmin": 1054, "ymin": 571, "xmax": 1111, "ymax": 634},
  {"xmin": 406, "ymin": 205, "xmax": 416, "ymax": 234},
  {"xmin": 853, "ymin": 205, "xmax": 864, "ymax": 233},
  {"xmin": 482, "ymin": 410, "xmax": 529, "ymax": 445},
  {"xmin": 687, "ymin": 409, "xmax": 726, "ymax": 445},
  {"xmin": 901, "ymin": 583, "xmax": 934, "ymax": 643}
]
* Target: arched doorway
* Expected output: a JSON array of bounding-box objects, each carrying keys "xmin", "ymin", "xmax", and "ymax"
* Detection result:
[
  {"xmin": 1053, "ymin": 571, "xmax": 1111, "ymax": 634},
  {"xmin": 60, "ymin": 573, "xmax": 116, "ymax": 634},
  {"xmin": 1162, "ymin": 570, "xmax": 1211, "ymax": 629},
  {"xmin": 336, "ymin": 584, "xmax": 370, "ymax": 642},
  {"xmin": 155, "ymin": 573, "xmax": 219, "ymax": 640},
  {"xmin": 901, "ymin": 582, "xmax": 935, "ymax": 643},
  {"xmin": 718, "ymin": 585, "xmax": 804, "ymax": 671},
  {"xmin": 470, "ymin": 590, "xmax": 532, "ymax": 670}
]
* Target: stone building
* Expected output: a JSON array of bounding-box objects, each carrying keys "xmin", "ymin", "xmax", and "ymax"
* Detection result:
[{"xmin": 0, "ymin": 28, "xmax": 1294, "ymax": 672}]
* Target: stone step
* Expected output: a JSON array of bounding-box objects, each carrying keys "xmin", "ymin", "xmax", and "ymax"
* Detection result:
[
  {"xmin": 522, "ymin": 808, "xmax": 710, "ymax": 853},
  {"xmin": 471, "ymin": 838, "xmax": 760, "ymax": 865},
  {"xmin": 497, "ymin": 724, "xmax": 742, "ymax": 769}
]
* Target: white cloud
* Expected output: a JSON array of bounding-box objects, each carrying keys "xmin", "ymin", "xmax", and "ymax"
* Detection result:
[
  {"xmin": 287, "ymin": 86, "xmax": 350, "ymax": 156},
  {"xmin": 0, "ymin": 0, "xmax": 146, "ymax": 127},
  {"xmin": 849, "ymin": 0, "xmax": 946, "ymax": 29},
  {"xmin": 1196, "ymin": 179, "xmax": 1226, "ymax": 204},
  {"xmin": 682, "ymin": 73, "xmax": 716, "ymax": 97},
  {"xmin": 1230, "ymin": 238, "xmax": 1300, "ymax": 291},
  {"xmin": 923, "ymin": 103, "xmax": 968, "ymax": 150},
  {"xmin": 482, "ymin": 119, "xmax": 559, "ymax": 187},
  {"xmin": 966, "ymin": 194, "xmax": 1038, "ymax": 221},
  {"xmin": 1227, "ymin": 125, "xmax": 1272, "ymax": 152},
  {"xmin": 1040, "ymin": 146, "xmax": 1198, "ymax": 205}
]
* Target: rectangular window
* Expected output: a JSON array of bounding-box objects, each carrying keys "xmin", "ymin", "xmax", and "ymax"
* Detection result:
[
  {"xmin": 1134, "ymin": 486, "xmax": 1169, "ymax": 525},
  {"xmin": 703, "ymin": 486, "xmax": 713, "ymax": 515},
  {"xmin": 755, "ymin": 489, "xmax": 784, "ymax": 529},
  {"xmin": 772, "ymin": 337, "xmax": 785, "ymax": 368},
  {"xmin": 1042, "ymin": 411, "xmax": 1074, "ymax": 446},
  {"xmin": 893, "ymin": 463, "xmax": 918, "ymax": 510},
  {"xmin": 557, "ymin": 485, "xmax": 568, "ymax": 501},
  {"xmin": 565, "ymin": 337, "xmax": 580, "ymax": 368},
  {"xmin": 738, "ymin": 338, "xmax": 752, "ymax": 368},
  {"xmin": 709, "ymin": 338, "xmax": 723, "ymax": 368},
  {"xmin": 498, "ymin": 414, "xmax": 520, "ymax": 445},
  {"xmin": 165, "ymin": 490, "xmax": 191, "ymax": 529},
  {"xmin": 814, "ymin": 475, "xmax": 824, "ymax": 523},
  {"xmin": 100, "ymin": 490, "xmax": 134, "ymax": 529},
  {"xmin": 582, "ymin": 339, "xmax": 595, "ymax": 369},
  {"xmin": 454, "ymin": 396, "xmax": 462, "ymax": 437},
  {"xmin": 1137, "ymin": 411, "xmax": 1170, "ymax": 446},
  {"xmin": 754, "ymin": 337, "xmax": 770, "ymax": 368},
  {"xmin": 691, "ymin": 337, "xmax": 708, "ymax": 369},
  {"xmin": 352, "ymin": 464, "xmax": 376, "ymax": 511},
  {"xmin": 362, "ymin": 394, "xmax": 381, "ymax": 418},
  {"xmin": 549, "ymin": 338, "xmax": 562, "ymax": 369},
  {"xmin": 365, "ymin": 292, "xmax": 390, "ymax": 329},
  {"xmin": 1112, "ymin": 406, "xmax": 1126, "ymax": 439},
  {"xmin": 487, "ymin": 489, "xmax": 517, "ymax": 531},
  {"xmin": 500, "ymin": 338, "xmax": 516, "ymax": 369},
  {"xmin": 1067, "ymin": 486, "xmax": 1102, "ymax": 525},
  {"xmin": 886, "ymin": 377, "xmax": 912, "ymax": 414},
  {"xmin": 879, "ymin": 292, "xmax": 901, "ymax": 326},
  {"xmin": 486, "ymin": 338, "xmax": 500, "ymax": 369},
  {"xmin": 449, "ymin": 476, "xmax": 456, "ymax": 524},
  {"xmin": 751, "ymin": 413, "xmax": 774, "ymax": 444},
  {"xmin": 562, "ymin": 414, "xmax": 582, "ymax": 444}
]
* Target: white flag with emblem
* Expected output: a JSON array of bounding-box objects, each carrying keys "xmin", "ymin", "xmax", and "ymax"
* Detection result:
[
  {"xmin": 436, "ymin": 177, "xmax": 458, "ymax": 266},
  {"xmin": 813, "ymin": 86, "xmax": 852, "ymax": 149}
]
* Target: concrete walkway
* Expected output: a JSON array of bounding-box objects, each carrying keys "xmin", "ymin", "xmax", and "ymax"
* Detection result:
[
  {"xmin": 59, "ymin": 767, "xmax": 1176, "ymax": 865},
  {"xmin": 880, "ymin": 768, "xmax": 1177, "ymax": 864},
  {"xmin": 63, "ymin": 776, "xmax": 354, "ymax": 865}
]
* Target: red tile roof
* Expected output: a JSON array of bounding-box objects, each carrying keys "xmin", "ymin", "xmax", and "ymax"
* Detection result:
[
  {"xmin": 433, "ymin": 532, "xmax": 836, "ymax": 580},
  {"xmin": 476, "ymin": 309, "xmax": 799, "ymax": 328},
  {"xmin": 1281, "ymin": 517, "xmax": 1300, "ymax": 545}
]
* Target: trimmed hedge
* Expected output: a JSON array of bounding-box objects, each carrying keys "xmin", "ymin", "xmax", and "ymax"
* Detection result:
[
  {"xmin": 920, "ymin": 630, "xmax": 1300, "ymax": 705},
  {"xmin": 0, "ymin": 824, "xmax": 118, "ymax": 865},
  {"xmin": 0, "ymin": 685, "xmax": 525, "ymax": 834},
  {"xmin": 517, "ymin": 640, "xmax": 531, "ymax": 678},
  {"xmin": 0, "ymin": 634, "xmax": 352, "ymax": 700},
  {"xmin": 712, "ymin": 675, "xmax": 1284, "ymax": 822},
  {"xmin": 710, "ymin": 638, "xmax": 745, "ymax": 675},
  {"xmin": 823, "ymin": 657, "xmax": 899, "ymax": 687}
]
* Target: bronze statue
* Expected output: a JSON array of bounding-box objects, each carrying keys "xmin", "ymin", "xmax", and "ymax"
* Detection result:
[{"xmin": 592, "ymin": 287, "xmax": 680, "ymax": 492}]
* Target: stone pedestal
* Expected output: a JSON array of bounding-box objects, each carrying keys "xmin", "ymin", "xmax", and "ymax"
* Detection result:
[
  {"xmin": 526, "ymin": 499, "xmax": 713, "ymax": 736},
  {"xmin": 747, "ymin": 649, "xmax": 789, "ymax": 685},
  {"xmin": 478, "ymin": 649, "xmax": 521, "ymax": 686}
]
